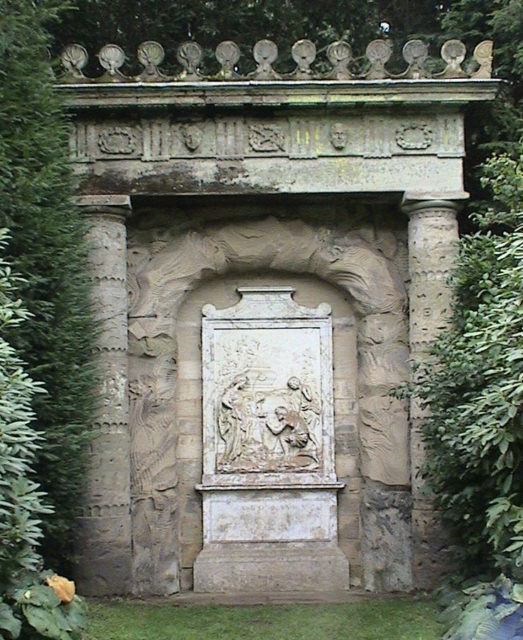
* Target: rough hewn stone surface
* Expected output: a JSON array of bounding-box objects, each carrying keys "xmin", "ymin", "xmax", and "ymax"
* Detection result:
[
  {"xmin": 126, "ymin": 208, "xmax": 409, "ymax": 594},
  {"xmin": 361, "ymin": 486, "xmax": 413, "ymax": 592}
]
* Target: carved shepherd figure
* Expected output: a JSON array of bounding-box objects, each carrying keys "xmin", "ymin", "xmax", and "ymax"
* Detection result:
[
  {"xmin": 218, "ymin": 374, "xmax": 250, "ymax": 461},
  {"xmin": 286, "ymin": 376, "xmax": 320, "ymax": 433}
]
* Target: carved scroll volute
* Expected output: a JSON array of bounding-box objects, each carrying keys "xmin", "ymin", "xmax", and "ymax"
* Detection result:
[
  {"xmin": 365, "ymin": 39, "xmax": 392, "ymax": 79},
  {"xmin": 252, "ymin": 39, "xmax": 281, "ymax": 80},
  {"xmin": 136, "ymin": 41, "xmax": 168, "ymax": 81},
  {"xmin": 472, "ymin": 40, "xmax": 494, "ymax": 79},
  {"xmin": 96, "ymin": 44, "xmax": 129, "ymax": 82},
  {"xmin": 326, "ymin": 41, "xmax": 354, "ymax": 80},
  {"xmin": 60, "ymin": 43, "xmax": 89, "ymax": 83},
  {"xmin": 434, "ymin": 39, "xmax": 467, "ymax": 79},
  {"xmin": 401, "ymin": 39, "xmax": 430, "ymax": 79},
  {"xmin": 176, "ymin": 41, "xmax": 203, "ymax": 80},
  {"xmin": 215, "ymin": 40, "xmax": 241, "ymax": 79},
  {"xmin": 291, "ymin": 39, "xmax": 317, "ymax": 79}
]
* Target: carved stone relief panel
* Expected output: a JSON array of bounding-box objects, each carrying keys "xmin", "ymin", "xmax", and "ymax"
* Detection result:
[
  {"xmin": 395, "ymin": 123, "xmax": 433, "ymax": 150},
  {"xmin": 171, "ymin": 120, "xmax": 216, "ymax": 158},
  {"xmin": 248, "ymin": 124, "xmax": 286, "ymax": 153},
  {"xmin": 96, "ymin": 125, "xmax": 141, "ymax": 159},
  {"xmin": 202, "ymin": 287, "xmax": 335, "ymax": 482}
]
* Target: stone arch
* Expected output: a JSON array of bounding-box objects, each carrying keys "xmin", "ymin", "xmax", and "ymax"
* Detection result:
[
  {"xmin": 129, "ymin": 215, "xmax": 406, "ymax": 320},
  {"xmin": 127, "ymin": 214, "xmax": 411, "ymax": 594}
]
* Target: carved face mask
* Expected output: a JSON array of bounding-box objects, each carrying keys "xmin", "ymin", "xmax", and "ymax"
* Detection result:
[
  {"xmin": 182, "ymin": 125, "xmax": 203, "ymax": 151},
  {"xmin": 329, "ymin": 123, "xmax": 347, "ymax": 150}
]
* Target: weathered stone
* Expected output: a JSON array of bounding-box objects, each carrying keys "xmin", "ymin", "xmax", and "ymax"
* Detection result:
[
  {"xmin": 64, "ymin": 67, "xmax": 498, "ymax": 597},
  {"xmin": 193, "ymin": 288, "xmax": 348, "ymax": 591},
  {"xmin": 361, "ymin": 487, "xmax": 413, "ymax": 592},
  {"xmin": 75, "ymin": 198, "xmax": 133, "ymax": 594}
]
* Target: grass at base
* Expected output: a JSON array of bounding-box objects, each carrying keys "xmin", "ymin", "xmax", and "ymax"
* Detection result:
[{"xmin": 87, "ymin": 598, "xmax": 442, "ymax": 640}]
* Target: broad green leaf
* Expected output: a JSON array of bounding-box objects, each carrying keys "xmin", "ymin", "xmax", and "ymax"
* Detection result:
[
  {"xmin": 22, "ymin": 604, "xmax": 62, "ymax": 640},
  {"xmin": 16, "ymin": 585, "xmax": 60, "ymax": 608},
  {"xmin": 0, "ymin": 603, "xmax": 21, "ymax": 639}
]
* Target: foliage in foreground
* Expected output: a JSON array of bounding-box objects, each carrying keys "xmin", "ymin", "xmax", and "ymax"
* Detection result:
[
  {"xmin": 0, "ymin": 231, "xmax": 87, "ymax": 640},
  {"xmin": 1, "ymin": 572, "xmax": 88, "ymax": 640},
  {"xmin": 438, "ymin": 575, "xmax": 523, "ymax": 640},
  {"xmin": 0, "ymin": 0, "xmax": 97, "ymax": 570},
  {"xmin": 414, "ymin": 152, "xmax": 523, "ymax": 576},
  {"xmin": 87, "ymin": 599, "xmax": 441, "ymax": 640},
  {"xmin": 0, "ymin": 229, "xmax": 46, "ymax": 597}
]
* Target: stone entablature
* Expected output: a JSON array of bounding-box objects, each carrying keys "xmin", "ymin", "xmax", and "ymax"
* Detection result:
[
  {"xmin": 64, "ymin": 46, "xmax": 500, "ymax": 597},
  {"xmin": 59, "ymin": 78, "xmax": 498, "ymax": 198},
  {"xmin": 69, "ymin": 112, "xmax": 465, "ymax": 162}
]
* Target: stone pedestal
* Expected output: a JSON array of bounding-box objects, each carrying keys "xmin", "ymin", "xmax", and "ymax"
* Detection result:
[
  {"xmin": 194, "ymin": 486, "xmax": 348, "ymax": 592},
  {"xmin": 74, "ymin": 195, "xmax": 133, "ymax": 595},
  {"xmin": 193, "ymin": 287, "xmax": 349, "ymax": 592}
]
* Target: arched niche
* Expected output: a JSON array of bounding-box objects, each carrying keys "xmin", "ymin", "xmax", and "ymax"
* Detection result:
[{"xmin": 127, "ymin": 213, "xmax": 411, "ymax": 594}]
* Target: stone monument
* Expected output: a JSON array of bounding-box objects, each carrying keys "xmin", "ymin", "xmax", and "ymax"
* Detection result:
[
  {"xmin": 58, "ymin": 35, "xmax": 499, "ymax": 596},
  {"xmin": 193, "ymin": 287, "xmax": 348, "ymax": 591}
]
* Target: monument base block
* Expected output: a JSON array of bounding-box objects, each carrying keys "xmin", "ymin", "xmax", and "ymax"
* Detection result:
[{"xmin": 193, "ymin": 542, "xmax": 349, "ymax": 593}]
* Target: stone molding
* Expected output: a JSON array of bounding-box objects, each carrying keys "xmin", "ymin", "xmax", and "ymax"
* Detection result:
[
  {"xmin": 73, "ymin": 194, "xmax": 132, "ymax": 210},
  {"xmin": 68, "ymin": 113, "xmax": 468, "ymax": 165}
]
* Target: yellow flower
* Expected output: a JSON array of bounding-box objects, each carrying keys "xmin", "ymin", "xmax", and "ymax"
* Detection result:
[{"xmin": 45, "ymin": 575, "xmax": 75, "ymax": 604}]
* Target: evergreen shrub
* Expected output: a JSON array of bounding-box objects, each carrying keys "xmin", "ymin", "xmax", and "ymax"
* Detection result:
[
  {"xmin": 0, "ymin": 0, "xmax": 97, "ymax": 570},
  {"xmin": 0, "ymin": 230, "xmax": 87, "ymax": 640},
  {"xmin": 414, "ymin": 152, "xmax": 523, "ymax": 576}
]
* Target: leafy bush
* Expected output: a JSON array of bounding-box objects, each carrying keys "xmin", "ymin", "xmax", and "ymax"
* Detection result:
[
  {"xmin": 0, "ymin": 230, "xmax": 46, "ymax": 591},
  {"xmin": 0, "ymin": 0, "xmax": 97, "ymax": 570},
  {"xmin": 0, "ymin": 230, "xmax": 87, "ymax": 639},
  {"xmin": 413, "ymin": 152, "xmax": 523, "ymax": 576},
  {"xmin": 439, "ymin": 575, "xmax": 523, "ymax": 640},
  {"xmin": 1, "ymin": 571, "xmax": 87, "ymax": 640}
]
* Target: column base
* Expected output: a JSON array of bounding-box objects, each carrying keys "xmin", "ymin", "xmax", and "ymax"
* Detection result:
[{"xmin": 74, "ymin": 515, "xmax": 132, "ymax": 596}]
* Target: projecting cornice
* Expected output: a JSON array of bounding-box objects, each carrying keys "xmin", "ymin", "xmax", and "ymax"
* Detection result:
[{"xmin": 56, "ymin": 78, "xmax": 501, "ymax": 111}]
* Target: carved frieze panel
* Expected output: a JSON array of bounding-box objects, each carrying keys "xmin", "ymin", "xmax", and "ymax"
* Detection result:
[
  {"xmin": 202, "ymin": 287, "xmax": 335, "ymax": 484},
  {"xmin": 98, "ymin": 126, "xmax": 140, "ymax": 156},
  {"xmin": 395, "ymin": 123, "xmax": 433, "ymax": 150},
  {"xmin": 248, "ymin": 124, "xmax": 286, "ymax": 153},
  {"xmin": 172, "ymin": 120, "xmax": 216, "ymax": 158},
  {"xmin": 70, "ymin": 113, "xmax": 464, "ymax": 164}
]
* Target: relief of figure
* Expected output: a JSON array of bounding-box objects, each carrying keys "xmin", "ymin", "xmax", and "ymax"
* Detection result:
[
  {"xmin": 218, "ymin": 375, "xmax": 250, "ymax": 462},
  {"xmin": 287, "ymin": 376, "xmax": 320, "ymax": 433},
  {"xmin": 266, "ymin": 406, "xmax": 319, "ymax": 465}
]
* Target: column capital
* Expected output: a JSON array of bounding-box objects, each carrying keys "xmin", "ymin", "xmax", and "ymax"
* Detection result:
[
  {"xmin": 73, "ymin": 194, "xmax": 132, "ymax": 218},
  {"xmin": 401, "ymin": 191, "xmax": 468, "ymax": 217}
]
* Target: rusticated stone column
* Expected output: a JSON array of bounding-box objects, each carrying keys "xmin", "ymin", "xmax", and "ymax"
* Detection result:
[
  {"xmin": 74, "ymin": 195, "xmax": 132, "ymax": 595},
  {"xmin": 402, "ymin": 197, "xmax": 462, "ymax": 589}
]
